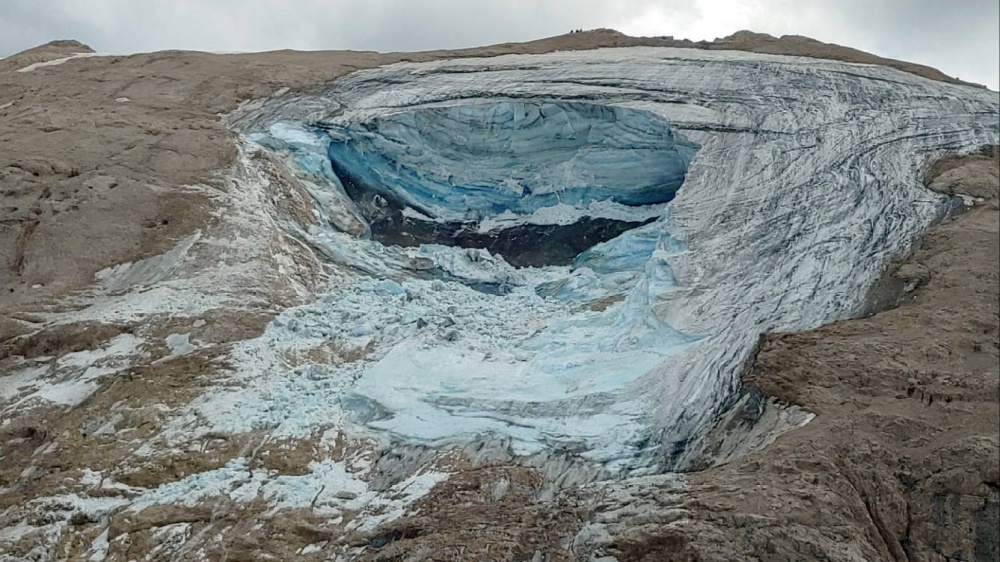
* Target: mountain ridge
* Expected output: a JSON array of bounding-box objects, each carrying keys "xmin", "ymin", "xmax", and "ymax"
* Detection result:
[{"xmin": 4, "ymin": 28, "xmax": 984, "ymax": 88}]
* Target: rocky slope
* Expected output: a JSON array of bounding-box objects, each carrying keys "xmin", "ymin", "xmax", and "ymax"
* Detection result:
[{"xmin": 0, "ymin": 30, "xmax": 997, "ymax": 562}]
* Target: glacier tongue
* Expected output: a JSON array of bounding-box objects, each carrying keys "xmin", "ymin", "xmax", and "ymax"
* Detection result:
[{"xmin": 219, "ymin": 47, "xmax": 1000, "ymax": 473}]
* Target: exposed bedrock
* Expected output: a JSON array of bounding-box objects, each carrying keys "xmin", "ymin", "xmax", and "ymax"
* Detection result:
[
  {"xmin": 225, "ymin": 48, "xmax": 1000, "ymax": 474},
  {"xmin": 353, "ymin": 206, "xmax": 657, "ymax": 268}
]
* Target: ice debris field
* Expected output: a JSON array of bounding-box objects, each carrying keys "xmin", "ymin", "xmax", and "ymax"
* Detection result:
[{"xmin": 210, "ymin": 47, "xmax": 997, "ymax": 473}]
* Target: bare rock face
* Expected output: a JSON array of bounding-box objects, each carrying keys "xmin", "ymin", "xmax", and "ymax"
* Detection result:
[
  {"xmin": 0, "ymin": 30, "xmax": 997, "ymax": 562},
  {"xmin": 708, "ymin": 30, "xmax": 966, "ymax": 85},
  {"xmin": 20, "ymin": 39, "xmax": 94, "ymax": 53}
]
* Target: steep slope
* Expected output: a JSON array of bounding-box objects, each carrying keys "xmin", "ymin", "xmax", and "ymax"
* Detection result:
[{"xmin": 0, "ymin": 31, "xmax": 997, "ymax": 562}]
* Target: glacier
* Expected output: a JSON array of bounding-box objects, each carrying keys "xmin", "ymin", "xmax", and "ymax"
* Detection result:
[
  {"xmin": 217, "ymin": 47, "xmax": 999, "ymax": 475},
  {"xmin": 249, "ymin": 102, "xmax": 697, "ymax": 267},
  {"xmin": 322, "ymin": 102, "xmax": 696, "ymax": 219}
]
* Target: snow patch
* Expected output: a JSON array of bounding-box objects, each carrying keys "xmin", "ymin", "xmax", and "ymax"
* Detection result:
[
  {"xmin": 16, "ymin": 52, "xmax": 104, "ymax": 72},
  {"xmin": 1, "ymin": 333, "xmax": 140, "ymax": 413},
  {"xmin": 125, "ymin": 456, "xmax": 447, "ymax": 530},
  {"xmin": 88, "ymin": 527, "xmax": 110, "ymax": 562}
]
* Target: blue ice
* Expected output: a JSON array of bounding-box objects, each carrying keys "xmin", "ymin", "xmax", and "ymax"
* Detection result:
[{"xmin": 320, "ymin": 101, "xmax": 698, "ymax": 221}]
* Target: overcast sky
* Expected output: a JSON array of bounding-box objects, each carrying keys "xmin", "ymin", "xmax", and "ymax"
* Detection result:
[{"xmin": 2, "ymin": 0, "xmax": 998, "ymax": 90}]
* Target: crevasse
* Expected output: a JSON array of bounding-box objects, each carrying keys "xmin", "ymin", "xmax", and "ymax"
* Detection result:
[{"xmin": 217, "ymin": 47, "xmax": 999, "ymax": 474}]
